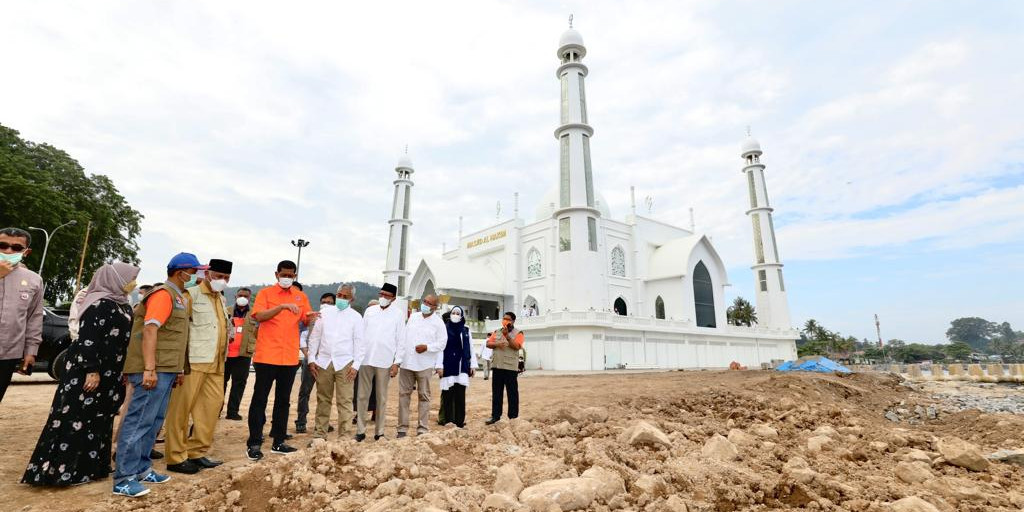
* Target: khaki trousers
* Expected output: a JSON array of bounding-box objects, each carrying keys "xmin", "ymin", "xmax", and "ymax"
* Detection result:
[
  {"xmin": 314, "ymin": 362, "xmax": 354, "ymax": 438},
  {"xmin": 397, "ymin": 368, "xmax": 433, "ymax": 435},
  {"xmin": 356, "ymin": 365, "xmax": 391, "ymax": 437},
  {"xmin": 164, "ymin": 370, "xmax": 224, "ymax": 464}
]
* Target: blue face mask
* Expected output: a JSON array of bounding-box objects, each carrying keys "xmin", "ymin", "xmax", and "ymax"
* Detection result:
[
  {"xmin": 336, "ymin": 299, "xmax": 350, "ymax": 311},
  {"xmin": 0, "ymin": 252, "xmax": 24, "ymax": 266},
  {"xmin": 182, "ymin": 271, "xmax": 199, "ymax": 289},
  {"xmin": 420, "ymin": 304, "xmax": 433, "ymax": 315}
]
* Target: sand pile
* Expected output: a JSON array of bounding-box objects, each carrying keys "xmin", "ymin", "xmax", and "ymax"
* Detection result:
[{"xmin": 85, "ymin": 372, "xmax": 1024, "ymax": 512}]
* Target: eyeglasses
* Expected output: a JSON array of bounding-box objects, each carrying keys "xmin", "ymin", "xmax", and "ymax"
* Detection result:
[{"xmin": 0, "ymin": 242, "xmax": 26, "ymax": 252}]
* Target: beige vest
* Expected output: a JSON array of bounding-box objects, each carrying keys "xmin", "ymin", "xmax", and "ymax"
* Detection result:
[
  {"xmin": 491, "ymin": 327, "xmax": 522, "ymax": 371},
  {"xmin": 124, "ymin": 283, "xmax": 192, "ymax": 374},
  {"xmin": 187, "ymin": 284, "xmax": 228, "ymax": 364}
]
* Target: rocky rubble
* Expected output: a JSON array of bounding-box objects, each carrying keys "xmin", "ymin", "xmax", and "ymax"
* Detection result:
[{"xmin": 82, "ymin": 371, "xmax": 1024, "ymax": 512}]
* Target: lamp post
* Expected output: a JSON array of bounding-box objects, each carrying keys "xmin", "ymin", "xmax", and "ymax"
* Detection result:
[
  {"xmin": 291, "ymin": 238, "xmax": 310, "ymax": 275},
  {"xmin": 28, "ymin": 219, "xmax": 77, "ymax": 279}
]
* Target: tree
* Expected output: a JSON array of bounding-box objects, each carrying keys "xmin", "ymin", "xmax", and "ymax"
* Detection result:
[
  {"xmin": 726, "ymin": 297, "xmax": 757, "ymax": 326},
  {"xmin": 942, "ymin": 341, "xmax": 973, "ymax": 361},
  {"xmin": 0, "ymin": 124, "xmax": 142, "ymax": 303},
  {"xmin": 945, "ymin": 317, "xmax": 996, "ymax": 352},
  {"xmin": 989, "ymin": 322, "xmax": 1022, "ymax": 362}
]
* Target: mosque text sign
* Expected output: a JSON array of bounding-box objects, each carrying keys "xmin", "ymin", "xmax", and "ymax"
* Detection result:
[{"xmin": 467, "ymin": 229, "xmax": 507, "ymax": 249}]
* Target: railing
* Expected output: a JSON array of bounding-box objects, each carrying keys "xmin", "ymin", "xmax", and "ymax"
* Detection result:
[{"xmin": 484, "ymin": 310, "xmax": 797, "ymax": 337}]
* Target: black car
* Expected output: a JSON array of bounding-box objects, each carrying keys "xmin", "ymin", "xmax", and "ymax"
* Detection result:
[{"xmin": 33, "ymin": 307, "xmax": 73, "ymax": 379}]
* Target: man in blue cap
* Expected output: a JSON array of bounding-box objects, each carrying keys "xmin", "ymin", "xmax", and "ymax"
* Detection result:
[{"xmin": 113, "ymin": 253, "xmax": 206, "ymax": 498}]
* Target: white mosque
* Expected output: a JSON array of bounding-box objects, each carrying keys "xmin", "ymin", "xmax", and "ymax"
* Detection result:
[{"xmin": 381, "ymin": 25, "xmax": 798, "ymax": 371}]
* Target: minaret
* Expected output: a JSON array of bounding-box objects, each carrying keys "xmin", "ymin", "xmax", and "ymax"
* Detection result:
[
  {"xmin": 383, "ymin": 150, "xmax": 414, "ymax": 296},
  {"xmin": 741, "ymin": 133, "xmax": 791, "ymax": 329},
  {"xmin": 552, "ymin": 19, "xmax": 604, "ymax": 311}
]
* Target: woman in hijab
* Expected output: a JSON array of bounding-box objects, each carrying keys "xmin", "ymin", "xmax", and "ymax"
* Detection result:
[
  {"xmin": 437, "ymin": 306, "xmax": 476, "ymax": 428},
  {"xmin": 23, "ymin": 262, "xmax": 141, "ymax": 487}
]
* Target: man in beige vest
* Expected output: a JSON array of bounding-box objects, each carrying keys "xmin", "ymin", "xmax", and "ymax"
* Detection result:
[
  {"xmin": 114, "ymin": 252, "xmax": 204, "ymax": 498},
  {"xmin": 165, "ymin": 259, "xmax": 233, "ymax": 474},
  {"xmin": 485, "ymin": 311, "xmax": 525, "ymax": 425}
]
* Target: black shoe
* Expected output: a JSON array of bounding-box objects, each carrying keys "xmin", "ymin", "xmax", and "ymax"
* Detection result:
[
  {"xmin": 354, "ymin": 433, "xmax": 366, "ymax": 442},
  {"xmin": 150, "ymin": 449, "xmax": 164, "ymax": 460},
  {"xmin": 226, "ymin": 413, "xmax": 243, "ymax": 421},
  {"xmin": 271, "ymin": 443, "xmax": 297, "ymax": 454},
  {"xmin": 246, "ymin": 446, "xmax": 263, "ymax": 461},
  {"xmin": 188, "ymin": 457, "xmax": 223, "ymax": 468},
  {"xmin": 155, "ymin": 438, "xmax": 165, "ymax": 444},
  {"xmin": 352, "ymin": 417, "xmax": 358, "ymax": 425},
  {"xmin": 484, "ymin": 418, "xmax": 499, "ymax": 425},
  {"xmin": 166, "ymin": 460, "xmax": 201, "ymax": 474},
  {"xmin": 295, "ymin": 425, "xmax": 307, "ymax": 434},
  {"xmin": 374, "ymin": 435, "xmax": 386, "ymax": 441},
  {"xmin": 328, "ymin": 425, "xmax": 335, "ymax": 433},
  {"xmin": 396, "ymin": 432, "xmax": 407, "ymax": 439}
]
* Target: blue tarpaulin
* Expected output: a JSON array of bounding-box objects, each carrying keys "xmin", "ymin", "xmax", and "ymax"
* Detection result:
[{"xmin": 776, "ymin": 356, "xmax": 851, "ymax": 373}]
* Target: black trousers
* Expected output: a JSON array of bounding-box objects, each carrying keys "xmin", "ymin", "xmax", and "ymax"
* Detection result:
[
  {"xmin": 295, "ymin": 360, "xmax": 314, "ymax": 427},
  {"xmin": 440, "ymin": 384, "xmax": 467, "ymax": 427},
  {"xmin": 223, "ymin": 356, "xmax": 251, "ymax": 416},
  {"xmin": 0, "ymin": 358, "xmax": 20, "ymax": 403},
  {"xmin": 247, "ymin": 363, "xmax": 298, "ymax": 446},
  {"xmin": 490, "ymin": 369, "xmax": 519, "ymax": 420}
]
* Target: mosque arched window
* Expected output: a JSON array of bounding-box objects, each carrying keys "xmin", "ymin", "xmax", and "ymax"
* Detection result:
[
  {"xmin": 527, "ymin": 248, "xmax": 542, "ymax": 279},
  {"xmin": 655, "ymin": 296, "xmax": 666, "ymax": 320},
  {"xmin": 693, "ymin": 261, "xmax": 716, "ymax": 328},
  {"xmin": 610, "ymin": 246, "xmax": 626, "ymax": 277}
]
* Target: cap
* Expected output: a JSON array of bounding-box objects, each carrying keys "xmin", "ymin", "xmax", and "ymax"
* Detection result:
[
  {"xmin": 167, "ymin": 252, "xmax": 209, "ymax": 271},
  {"xmin": 381, "ymin": 282, "xmax": 398, "ymax": 295},
  {"xmin": 208, "ymin": 258, "xmax": 233, "ymax": 274}
]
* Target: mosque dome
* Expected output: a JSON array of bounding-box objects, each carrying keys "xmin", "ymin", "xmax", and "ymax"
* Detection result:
[
  {"xmin": 534, "ymin": 185, "xmax": 611, "ymax": 221},
  {"xmin": 396, "ymin": 154, "xmax": 414, "ymax": 169},
  {"xmin": 740, "ymin": 136, "xmax": 762, "ymax": 155},
  {"xmin": 559, "ymin": 28, "xmax": 584, "ymax": 48}
]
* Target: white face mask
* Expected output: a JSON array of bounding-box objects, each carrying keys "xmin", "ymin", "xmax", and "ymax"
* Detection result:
[
  {"xmin": 450, "ymin": 313, "xmax": 462, "ymax": 323},
  {"xmin": 278, "ymin": 277, "xmax": 294, "ymax": 289},
  {"xmin": 236, "ymin": 297, "xmax": 249, "ymax": 307},
  {"xmin": 378, "ymin": 297, "xmax": 391, "ymax": 308},
  {"xmin": 209, "ymin": 279, "xmax": 228, "ymax": 292}
]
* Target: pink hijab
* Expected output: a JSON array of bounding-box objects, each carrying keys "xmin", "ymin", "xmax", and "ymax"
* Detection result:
[{"xmin": 79, "ymin": 262, "xmax": 141, "ymax": 313}]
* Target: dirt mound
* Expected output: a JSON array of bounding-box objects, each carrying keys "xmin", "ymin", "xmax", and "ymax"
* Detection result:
[{"xmin": 75, "ymin": 371, "xmax": 1024, "ymax": 511}]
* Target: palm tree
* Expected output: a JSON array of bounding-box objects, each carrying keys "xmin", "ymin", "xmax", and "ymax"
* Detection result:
[{"xmin": 727, "ymin": 297, "xmax": 758, "ymax": 326}]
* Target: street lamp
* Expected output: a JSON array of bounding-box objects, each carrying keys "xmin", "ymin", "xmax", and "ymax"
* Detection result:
[
  {"xmin": 291, "ymin": 238, "xmax": 310, "ymax": 275},
  {"xmin": 28, "ymin": 220, "xmax": 77, "ymax": 279}
]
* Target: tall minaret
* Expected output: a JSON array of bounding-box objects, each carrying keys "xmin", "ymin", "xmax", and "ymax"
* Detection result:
[
  {"xmin": 741, "ymin": 133, "xmax": 791, "ymax": 329},
  {"xmin": 383, "ymin": 151, "xmax": 414, "ymax": 296},
  {"xmin": 552, "ymin": 19, "xmax": 604, "ymax": 311}
]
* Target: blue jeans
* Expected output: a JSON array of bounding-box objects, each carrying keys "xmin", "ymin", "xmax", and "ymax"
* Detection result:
[{"xmin": 114, "ymin": 372, "xmax": 176, "ymax": 484}]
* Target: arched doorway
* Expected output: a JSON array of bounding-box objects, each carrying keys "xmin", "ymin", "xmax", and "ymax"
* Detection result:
[
  {"xmin": 523, "ymin": 295, "xmax": 539, "ymax": 316},
  {"xmin": 613, "ymin": 297, "xmax": 627, "ymax": 316},
  {"xmin": 423, "ymin": 279, "xmax": 436, "ymax": 297},
  {"xmin": 693, "ymin": 261, "xmax": 716, "ymax": 327}
]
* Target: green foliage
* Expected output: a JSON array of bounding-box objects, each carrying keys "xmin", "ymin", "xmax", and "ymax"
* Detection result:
[
  {"xmin": 945, "ymin": 317, "xmax": 997, "ymax": 351},
  {"xmin": 0, "ymin": 124, "xmax": 143, "ymax": 303},
  {"xmin": 942, "ymin": 341, "xmax": 973, "ymax": 361},
  {"xmin": 726, "ymin": 296, "xmax": 757, "ymax": 326}
]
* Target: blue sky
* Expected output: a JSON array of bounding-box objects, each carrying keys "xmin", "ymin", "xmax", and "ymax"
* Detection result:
[{"xmin": 1, "ymin": 1, "xmax": 1021, "ymax": 343}]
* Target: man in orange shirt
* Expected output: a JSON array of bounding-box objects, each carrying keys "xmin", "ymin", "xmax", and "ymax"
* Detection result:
[{"xmin": 245, "ymin": 260, "xmax": 315, "ymax": 460}]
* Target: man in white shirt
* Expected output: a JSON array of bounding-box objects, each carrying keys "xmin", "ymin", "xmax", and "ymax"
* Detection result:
[
  {"xmin": 395, "ymin": 294, "xmax": 446, "ymax": 438},
  {"xmin": 356, "ymin": 283, "xmax": 404, "ymax": 441},
  {"xmin": 307, "ymin": 284, "xmax": 365, "ymax": 439}
]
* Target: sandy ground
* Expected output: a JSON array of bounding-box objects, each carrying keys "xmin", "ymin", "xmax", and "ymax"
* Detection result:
[{"xmin": 1, "ymin": 369, "xmax": 1023, "ymax": 511}]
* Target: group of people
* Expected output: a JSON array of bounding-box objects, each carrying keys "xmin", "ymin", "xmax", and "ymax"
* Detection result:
[{"xmin": 0, "ymin": 226, "xmax": 526, "ymax": 499}]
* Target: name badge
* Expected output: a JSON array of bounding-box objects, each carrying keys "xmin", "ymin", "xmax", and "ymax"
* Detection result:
[{"xmin": 236, "ymin": 326, "xmax": 244, "ymax": 333}]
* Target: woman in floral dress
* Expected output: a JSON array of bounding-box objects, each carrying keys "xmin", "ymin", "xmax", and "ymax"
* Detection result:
[{"xmin": 22, "ymin": 262, "xmax": 140, "ymax": 486}]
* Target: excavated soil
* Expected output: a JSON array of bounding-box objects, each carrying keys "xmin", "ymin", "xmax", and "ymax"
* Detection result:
[{"xmin": 2, "ymin": 370, "xmax": 1023, "ymax": 511}]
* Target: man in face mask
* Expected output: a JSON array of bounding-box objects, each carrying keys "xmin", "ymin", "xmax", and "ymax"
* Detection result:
[
  {"xmin": 395, "ymin": 294, "xmax": 447, "ymax": 438},
  {"xmin": 295, "ymin": 291, "xmax": 334, "ymax": 434},
  {"xmin": 115, "ymin": 252, "xmax": 205, "ymax": 498},
  {"xmin": 164, "ymin": 259, "xmax": 233, "ymax": 474},
  {"xmin": 0, "ymin": 227, "xmax": 43, "ymax": 403},
  {"xmin": 223, "ymin": 287, "xmax": 252, "ymax": 421},
  {"xmin": 307, "ymin": 284, "xmax": 365, "ymax": 440},
  {"xmin": 245, "ymin": 260, "xmax": 315, "ymax": 460},
  {"xmin": 357, "ymin": 283, "xmax": 402, "ymax": 441}
]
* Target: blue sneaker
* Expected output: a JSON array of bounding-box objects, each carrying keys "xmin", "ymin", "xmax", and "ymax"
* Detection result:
[
  {"xmin": 141, "ymin": 471, "xmax": 171, "ymax": 484},
  {"xmin": 113, "ymin": 479, "xmax": 151, "ymax": 497}
]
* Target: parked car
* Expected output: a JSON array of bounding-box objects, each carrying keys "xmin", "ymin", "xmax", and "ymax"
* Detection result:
[{"xmin": 32, "ymin": 307, "xmax": 72, "ymax": 379}]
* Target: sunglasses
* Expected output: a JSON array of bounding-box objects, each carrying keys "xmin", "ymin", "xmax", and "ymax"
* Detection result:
[{"xmin": 0, "ymin": 242, "xmax": 27, "ymax": 252}]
